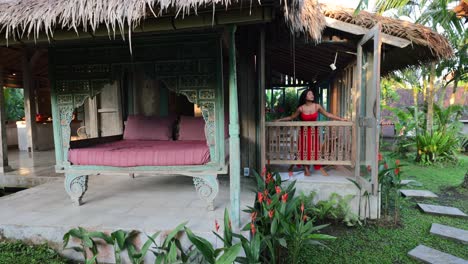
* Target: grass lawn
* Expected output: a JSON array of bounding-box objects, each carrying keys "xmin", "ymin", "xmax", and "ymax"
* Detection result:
[
  {"xmin": 0, "ymin": 241, "xmax": 70, "ymax": 264},
  {"xmin": 299, "ymin": 155, "xmax": 468, "ymax": 264}
]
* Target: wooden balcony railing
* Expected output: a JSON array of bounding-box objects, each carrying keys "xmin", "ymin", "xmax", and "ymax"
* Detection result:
[{"xmin": 265, "ymin": 121, "xmax": 354, "ymax": 165}]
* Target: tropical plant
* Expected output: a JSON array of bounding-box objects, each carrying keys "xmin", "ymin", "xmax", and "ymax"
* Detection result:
[
  {"xmin": 242, "ymin": 169, "xmax": 336, "ymax": 264},
  {"xmin": 415, "ymin": 130, "xmax": 461, "ymax": 165},
  {"xmin": 377, "ymin": 154, "xmax": 415, "ymax": 225},
  {"xmin": 63, "ymin": 227, "xmax": 113, "ymax": 264},
  {"xmin": 3, "ymin": 88, "xmax": 24, "ymax": 121}
]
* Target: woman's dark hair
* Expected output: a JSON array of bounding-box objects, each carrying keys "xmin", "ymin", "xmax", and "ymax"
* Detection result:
[{"xmin": 298, "ymin": 88, "xmax": 315, "ymax": 108}]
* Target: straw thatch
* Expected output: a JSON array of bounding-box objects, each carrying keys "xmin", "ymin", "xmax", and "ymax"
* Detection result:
[
  {"xmin": 0, "ymin": 0, "xmax": 326, "ymax": 44},
  {"xmin": 0, "ymin": 0, "xmax": 235, "ymax": 41},
  {"xmin": 283, "ymin": 0, "xmax": 326, "ymax": 43},
  {"xmin": 321, "ymin": 4, "xmax": 453, "ymax": 60},
  {"xmin": 0, "ymin": 0, "xmax": 452, "ymax": 61}
]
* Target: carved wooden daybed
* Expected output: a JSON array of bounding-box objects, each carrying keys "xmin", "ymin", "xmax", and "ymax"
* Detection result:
[{"xmin": 50, "ymin": 34, "xmax": 227, "ymax": 210}]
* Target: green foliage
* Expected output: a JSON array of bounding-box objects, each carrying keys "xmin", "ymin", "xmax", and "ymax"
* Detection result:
[
  {"xmin": 265, "ymin": 87, "xmax": 303, "ymax": 121},
  {"xmin": 242, "ymin": 169, "xmax": 336, "ymax": 264},
  {"xmin": 63, "ymin": 227, "xmax": 113, "ymax": 264},
  {"xmin": 415, "ymin": 130, "xmax": 461, "ymax": 165},
  {"xmin": 0, "ymin": 241, "xmax": 69, "ymax": 264},
  {"xmin": 150, "ymin": 222, "xmax": 188, "ymax": 264},
  {"xmin": 3, "ymin": 88, "xmax": 24, "ymax": 121},
  {"xmin": 310, "ymin": 193, "xmax": 360, "ymax": 227},
  {"xmin": 386, "ymin": 103, "xmax": 465, "ymax": 165}
]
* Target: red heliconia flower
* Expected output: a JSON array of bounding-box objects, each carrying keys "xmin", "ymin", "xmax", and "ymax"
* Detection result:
[
  {"xmin": 268, "ymin": 210, "xmax": 275, "ymax": 219},
  {"xmin": 394, "ymin": 168, "xmax": 400, "ymax": 175},
  {"xmin": 395, "ymin": 160, "xmax": 400, "ymax": 166},
  {"xmin": 267, "ymin": 198, "xmax": 272, "ymax": 206},
  {"xmin": 281, "ymin": 193, "xmax": 289, "ymax": 203},
  {"xmin": 257, "ymin": 192, "xmax": 264, "ymax": 203},
  {"xmin": 275, "ymin": 186, "xmax": 281, "ymax": 194},
  {"xmin": 251, "ymin": 211, "xmax": 258, "ymax": 222},
  {"xmin": 215, "ymin": 220, "xmax": 220, "ymax": 232},
  {"xmin": 288, "ymin": 171, "xmax": 293, "ymax": 177},
  {"xmin": 250, "ymin": 223, "xmax": 256, "ymax": 235},
  {"xmin": 266, "ymin": 173, "xmax": 273, "ymax": 184},
  {"xmin": 384, "ymin": 163, "xmax": 389, "ymax": 169},
  {"xmin": 261, "ymin": 167, "xmax": 267, "ymax": 178},
  {"xmin": 367, "ymin": 165, "xmax": 372, "ymax": 172},
  {"xmin": 378, "ymin": 153, "xmax": 383, "ymax": 161},
  {"xmin": 300, "ymin": 202, "xmax": 305, "ymax": 213}
]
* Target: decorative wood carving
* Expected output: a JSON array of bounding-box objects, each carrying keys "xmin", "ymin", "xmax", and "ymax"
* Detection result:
[
  {"xmin": 64, "ymin": 173, "xmax": 89, "ymax": 206},
  {"xmin": 193, "ymin": 175, "xmax": 219, "ymax": 211}
]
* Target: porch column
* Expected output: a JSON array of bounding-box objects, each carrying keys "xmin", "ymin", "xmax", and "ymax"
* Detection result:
[
  {"xmin": 258, "ymin": 27, "xmax": 266, "ymax": 172},
  {"xmin": 0, "ymin": 65, "xmax": 11, "ymax": 174},
  {"xmin": 228, "ymin": 25, "xmax": 241, "ymax": 227},
  {"xmin": 22, "ymin": 49, "xmax": 38, "ymax": 152}
]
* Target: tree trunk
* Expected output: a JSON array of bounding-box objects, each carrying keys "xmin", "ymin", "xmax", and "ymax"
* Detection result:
[
  {"xmin": 462, "ymin": 170, "xmax": 468, "ymax": 189},
  {"xmin": 426, "ymin": 63, "xmax": 436, "ymax": 134},
  {"xmin": 412, "ymin": 86, "xmax": 419, "ymax": 136}
]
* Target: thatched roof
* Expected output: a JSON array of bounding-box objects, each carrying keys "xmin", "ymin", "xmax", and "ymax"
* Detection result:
[
  {"xmin": 321, "ymin": 4, "xmax": 453, "ymax": 60},
  {"xmin": 0, "ymin": 0, "xmax": 326, "ymax": 44},
  {"xmin": 0, "ymin": 0, "xmax": 452, "ymax": 62}
]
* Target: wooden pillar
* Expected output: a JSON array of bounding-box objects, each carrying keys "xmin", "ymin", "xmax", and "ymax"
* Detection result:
[
  {"xmin": 228, "ymin": 25, "xmax": 241, "ymax": 227},
  {"xmin": 0, "ymin": 65, "xmax": 11, "ymax": 174},
  {"xmin": 22, "ymin": 50, "xmax": 38, "ymax": 152},
  {"xmin": 259, "ymin": 27, "xmax": 266, "ymax": 172},
  {"xmin": 239, "ymin": 27, "xmax": 258, "ymax": 172}
]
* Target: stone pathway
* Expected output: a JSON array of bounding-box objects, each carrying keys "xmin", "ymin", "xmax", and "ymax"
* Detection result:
[
  {"xmin": 400, "ymin": 189, "xmax": 438, "ymax": 198},
  {"xmin": 408, "ymin": 245, "xmax": 468, "ymax": 264},
  {"xmin": 418, "ymin": 203, "xmax": 468, "ymax": 218},
  {"xmin": 405, "ymin": 185, "xmax": 468, "ymax": 263},
  {"xmin": 400, "ymin": 179, "xmax": 417, "ymax": 185},
  {"xmin": 430, "ymin": 223, "xmax": 468, "ymax": 244}
]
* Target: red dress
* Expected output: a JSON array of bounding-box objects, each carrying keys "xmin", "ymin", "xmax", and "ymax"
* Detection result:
[{"xmin": 298, "ymin": 112, "xmax": 321, "ymax": 170}]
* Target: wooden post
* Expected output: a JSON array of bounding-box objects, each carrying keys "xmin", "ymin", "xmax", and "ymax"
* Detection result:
[
  {"xmin": 22, "ymin": 49, "xmax": 38, "ymax": 152},
  {"xmin": 228, "ymin": 25, "xmax": 241, "ymax": 227},
  {"xmin": 259, "ymin": 27, "xmax": 266, "ymax": 172},
  {"xmin": 0, "ymin": 64, "xmax": 11, "ymax": 174}
]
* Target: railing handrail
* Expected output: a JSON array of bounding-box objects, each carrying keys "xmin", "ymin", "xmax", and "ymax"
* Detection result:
[{"xmin": 265, "ymin": 121, "xmax": 353, "ymax": 127}]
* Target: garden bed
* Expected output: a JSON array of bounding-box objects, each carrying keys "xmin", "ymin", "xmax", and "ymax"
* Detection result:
[{"xmin": 298, "ymin": 155, "xmax": 468, "ymax": 263}]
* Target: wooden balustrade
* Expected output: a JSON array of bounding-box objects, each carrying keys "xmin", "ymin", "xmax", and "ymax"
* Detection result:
[{"xmin": 265, "ymin": 121, "xmax": 354, "ymax": 165}]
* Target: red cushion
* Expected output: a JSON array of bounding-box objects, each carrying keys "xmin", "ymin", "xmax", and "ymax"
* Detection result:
[
  {"xmin": 123, "ymin": 115, "xmax": 175, "ymax": 141},
  {"xmin": 179, "ymin": 116, "xmax": 206, "ymax": 141},
  {"xmin": 68, "ymin": 140, "xmax": 210, "ymax": 166}
]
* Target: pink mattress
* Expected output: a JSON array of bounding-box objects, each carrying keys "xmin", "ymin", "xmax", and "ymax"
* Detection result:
[{"xmin": 68, "ymin": 140, "xmax": 210, "ymax": 167}]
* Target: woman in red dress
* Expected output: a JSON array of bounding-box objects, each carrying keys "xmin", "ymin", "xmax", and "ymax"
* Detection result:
[{"xmin": 276, "ymin": 89, "xmax": 346, "ymax": 176}]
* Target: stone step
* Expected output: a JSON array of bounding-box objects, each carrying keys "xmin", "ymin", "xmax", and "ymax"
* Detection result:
[
  {"xmin": 430, "ymin": 223, "xmax": 468, "ymax": 244},
  {"xmin": 400, "ymin": 189, "xmax": 438, "ymax": 198},
  {"xmin": 418, "ymin": 204, "xmax": 467, "ymax": 218},
  {"xmin": 408, "ymin": 245, "xmax": 468, "ymax": 264},
  {"xmin": 400, "ymin": 179, "xmax": 423, "ymax": 186},
  {"xmin": 401, "ymin": 180, "xmax": 416, "ymax": 185}
]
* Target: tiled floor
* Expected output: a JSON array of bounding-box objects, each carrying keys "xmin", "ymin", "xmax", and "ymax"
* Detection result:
[{"xmin": 1, "ymin": 150, "xmax": 60, "ymax": 188}]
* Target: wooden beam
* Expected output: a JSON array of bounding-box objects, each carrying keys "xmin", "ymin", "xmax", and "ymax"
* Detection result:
[
  {"xmin": 22, "ymin": 49, "xmax": 38, "ymax": 152},
  {"xmin": 0, "ymin": 64, "xmax": 12, "ymax": 174},
  {"xmin": 259, "ymin": 26, "xmax": 266, "ymax": 176},
  {"xmin": 325, "ymin": 17, "xmax": 411, "ymax": 48},
  {"xmin": 228, "ymin": 25, "xmax": 241, "ymax": 228}
]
